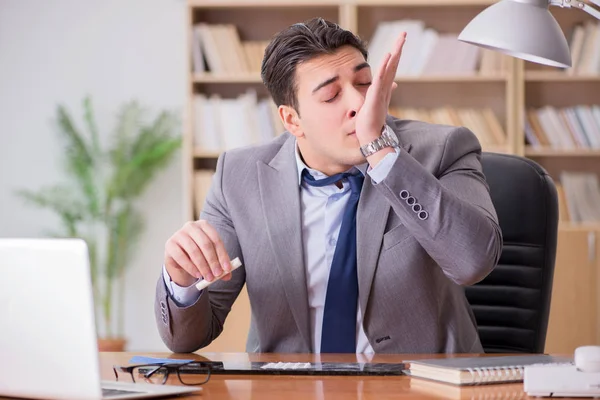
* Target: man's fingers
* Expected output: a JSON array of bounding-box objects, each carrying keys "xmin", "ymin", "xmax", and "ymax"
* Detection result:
[
  {"xmin": 185, "ymin": 226, "xmax": 222, "ymax": 281},
  {"xmin": 176, "ymin": 232, "xmax": 214, "ymax": 281},
  {"xmin": 198, "ymin": 220, "xmax": 232, "ymax": 273},
  {"xmin": 221, "ymin": 272, "xmax": 232, "ymax": 282},
  {"xmin": 166, "ymin": 241, "xmax": 201, "ymax": 279},
  {"xmin": 372, "ymin": 52, "xmax": 391, "ymax": 93},
  {"xmin": 384, "ymin": 33, "xmax": 406, "ymax": 87}
]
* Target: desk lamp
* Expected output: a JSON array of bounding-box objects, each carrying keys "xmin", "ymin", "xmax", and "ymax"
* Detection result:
[{"xmin": 458, "ymin": 0, "xmax": 600, "ymax": 68}]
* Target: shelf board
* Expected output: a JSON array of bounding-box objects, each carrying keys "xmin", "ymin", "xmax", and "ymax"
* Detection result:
[
  {"xmin": 559, "ymin": 222, "xmax": 600, "ymax": 231},
  {"xmin": 188, "ymin": 0, "xmax": 340, "ymax": 7},
  {"xmin": 525, "ymin": 71, "xmax": 600, "ymax": 82},
  {"xmin": 525, "ymin": 147, "xmax": 600, "ymax": 157},
  {"xmin": 194, "ymin": 149, "xmax": 221, "ymax": 158},
  {"xmin": 188, "ymin": 0, "xmax": 495, "ymax": 7},
  {"xmin": 193, "ymin": 74, "xmax": 263, "ymax": 84},
  {"xmin": 192, "ymin": 73, "xmax": 506, "ymax": 84},
  {"xmin": 396, "ymin": 75, "xmax": 506, "ymax": 82},
  {"xmin": 482, "ymin": 145, "xmax": 511, "ymax": 154},
  {"xmin": 353, "ymin": 0, "xmax": 495, "ymax": 5}
]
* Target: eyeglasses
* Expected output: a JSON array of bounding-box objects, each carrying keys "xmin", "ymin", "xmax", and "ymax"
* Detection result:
[{"xmin": 113, "ymin": 362, "xmax": 211, "ymax": 386}]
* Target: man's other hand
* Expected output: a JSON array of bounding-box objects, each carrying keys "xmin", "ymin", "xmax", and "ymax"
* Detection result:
[{"xmin": 164, "ymin": 220, "xmax": 233, "ymax": 287}]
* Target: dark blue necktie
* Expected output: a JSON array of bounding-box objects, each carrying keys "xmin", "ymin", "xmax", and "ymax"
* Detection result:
[{"xmin": 302, "ymin": 169, "xmax": 364, "ymax": 353}]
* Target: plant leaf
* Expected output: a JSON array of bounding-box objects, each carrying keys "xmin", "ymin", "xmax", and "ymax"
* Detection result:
[
  {"xmin": 56, "ymin": 104, "xmax": 100, "ymax": 217},
  {"xmin": 83, "ymin": 95, "xmax": 101, "ymax": 157},
  {"xmin": 16, "ymin": 186, "xmax": 88, "ymax": 237}
]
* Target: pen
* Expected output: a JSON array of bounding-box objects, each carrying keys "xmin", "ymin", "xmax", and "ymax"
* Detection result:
[{"xmin": 195, "ymin": 257, "xmax": 242, "ymax": 291}]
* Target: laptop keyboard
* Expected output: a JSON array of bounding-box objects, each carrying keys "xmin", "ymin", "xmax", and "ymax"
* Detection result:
[{"xmin": 102, "ymin": 387, "xmax": 146, "ymax": 397}]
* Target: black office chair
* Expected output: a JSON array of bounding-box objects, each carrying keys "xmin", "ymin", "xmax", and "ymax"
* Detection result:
[{"xmin": 465, "ymin": 152, "xmax": 559, "ymax": 354}]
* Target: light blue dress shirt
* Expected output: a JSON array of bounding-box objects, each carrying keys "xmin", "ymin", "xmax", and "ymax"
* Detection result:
[{"xmin": 163, "ymin": 136, "xmax": 400, "ymax": 353}]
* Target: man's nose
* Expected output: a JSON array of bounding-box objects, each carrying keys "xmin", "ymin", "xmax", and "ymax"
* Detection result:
[{"xmin": 347, "ymin": 88, "xmax": 365, "ymax": 119}]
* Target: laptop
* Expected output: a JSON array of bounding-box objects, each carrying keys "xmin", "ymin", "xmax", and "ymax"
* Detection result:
[{"xmin": 0, "ymin": 238, "xmax": 200, "ymax": 400}]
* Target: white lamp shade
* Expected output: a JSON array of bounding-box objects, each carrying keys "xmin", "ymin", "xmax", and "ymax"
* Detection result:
[{"xmin": 458, "ymin": 0, "xmax": 571, "ymax": 68}]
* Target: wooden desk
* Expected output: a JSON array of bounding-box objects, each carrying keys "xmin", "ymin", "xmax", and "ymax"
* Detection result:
[{"xmin": 101, "ymin": 352, "xmax": 550, "ymax": 399}]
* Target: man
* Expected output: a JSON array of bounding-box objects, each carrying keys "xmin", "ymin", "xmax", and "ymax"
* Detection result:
[{"xmin": 156, "ymin": 18, "xmax": 502, "ymax": 354}]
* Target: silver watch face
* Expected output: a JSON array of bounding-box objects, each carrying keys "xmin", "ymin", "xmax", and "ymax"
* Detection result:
[
  {"xmin": 382, "ymin": 125, "xmax": 399, "ymax": 145},
  {"xmin": 360, "ymin": 125, "xmax": 398, "ymax": 157}
]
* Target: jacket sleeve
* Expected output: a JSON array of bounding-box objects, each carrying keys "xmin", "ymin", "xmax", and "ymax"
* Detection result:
[
  {"xmin": 374, "ymin": 126, "xmax": 503, "ymax": 285},
  {"xmin": 155, "ymin": 151, "xmax": 245, "ymax": 353}
]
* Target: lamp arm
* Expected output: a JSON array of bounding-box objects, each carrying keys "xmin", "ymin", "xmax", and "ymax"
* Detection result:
[{"xmin": 550, "ymin": 0, "xmax": 600, "ymax": 20}]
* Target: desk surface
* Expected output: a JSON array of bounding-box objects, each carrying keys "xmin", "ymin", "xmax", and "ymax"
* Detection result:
[{"xmin": 100, "ymin": 352, "xmax": 554, "ymax": 399}]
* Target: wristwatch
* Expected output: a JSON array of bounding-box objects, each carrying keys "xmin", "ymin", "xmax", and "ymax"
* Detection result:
[{"xmin": 360, "ymin": 124, "xmax": 399, "ymax": 158}]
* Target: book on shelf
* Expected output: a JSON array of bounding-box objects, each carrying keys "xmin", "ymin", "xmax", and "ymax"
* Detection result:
[
  {"xmin": 389, "ymin": 106, "xmax": 506, "ymax": 149},
  {"xmin": 406, "ymin": 355, "xmax": 570, "ymax": 386},
  {"xmin": 560, "ymin": 172, "xmax": 600, "ymax": 223},
  {"xmin": 525, "ymin": 105, "xmax": 600, "ymax": 150},
  {"xmin": 191, "ymin": 23, "xmax": 268, "ymax": 75},
  {"xmin": 565, "ymin": 20, "xmax": 600, "ymax": 76},
  {"xmin": 368, "ymin": 20, "xmax": 506, "ymax": 77},
  {"xmin": 193, "ymin": 90, "xmax": 284, "ymax": 154}
]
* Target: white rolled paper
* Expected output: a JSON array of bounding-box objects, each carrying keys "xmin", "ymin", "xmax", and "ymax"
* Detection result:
[{"xmin": 195, "ymin": 257, "xmax": 242, "ymax": 291}]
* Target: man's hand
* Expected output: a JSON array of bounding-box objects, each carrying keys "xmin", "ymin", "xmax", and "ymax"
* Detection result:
[
  {"xmin": 355, "ymin": 32, "xmax": 406, "ymax": 145},
  {"xmin": 164, "ymin": 220, "xmax": 232, "ymax": 287}
]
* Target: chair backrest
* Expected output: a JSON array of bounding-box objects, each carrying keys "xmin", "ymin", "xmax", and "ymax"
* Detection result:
[{"xmin": 465, "ymin": 152, "xmax": 559, "ymax": 353}]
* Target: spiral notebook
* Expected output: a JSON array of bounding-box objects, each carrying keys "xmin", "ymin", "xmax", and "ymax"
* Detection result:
[{"xmin": 406, "ymin": 355, "xmax": 572, "ymax": 386}]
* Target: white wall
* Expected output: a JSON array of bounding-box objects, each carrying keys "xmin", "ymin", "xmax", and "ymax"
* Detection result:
[{"xmin": 0, "ymin": 0, "xmax": 187, "ymax": 351}]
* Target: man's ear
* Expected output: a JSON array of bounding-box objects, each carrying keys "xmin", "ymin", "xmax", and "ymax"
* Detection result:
[{"xmin": 279, "ymin": 105, "xmax": 303, "ymax": 138}]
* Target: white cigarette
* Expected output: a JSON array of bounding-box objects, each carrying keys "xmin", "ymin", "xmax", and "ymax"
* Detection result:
[{"xmin": 195, "ymin": 257, "xmax": 242, "ymax": 291}]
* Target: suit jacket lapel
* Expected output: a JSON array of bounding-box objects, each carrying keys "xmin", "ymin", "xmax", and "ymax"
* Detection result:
[
  {"xmin": 357, "ymin": 119, "xmax": 412, "ymax": 318},
  {"xmin": 357, "ymin": 177, "xmax": 390, "ymax": 318},
  {"xmin": 257, "ymin": 136, "xmax": 311, "ymax": 351}
]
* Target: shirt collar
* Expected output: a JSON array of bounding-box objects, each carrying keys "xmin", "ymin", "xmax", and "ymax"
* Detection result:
[{"xmin": 294, "ymin": 140, "xmax": 368, "ymax": 186}]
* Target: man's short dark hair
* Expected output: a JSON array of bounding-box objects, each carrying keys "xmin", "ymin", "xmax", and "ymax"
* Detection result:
[{"xmin": 261, "ymin": 18, "xmax": 368, "ymax": 113}]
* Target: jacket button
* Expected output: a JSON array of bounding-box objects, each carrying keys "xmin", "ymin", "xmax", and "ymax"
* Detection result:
[
  {"xmin": 399, "ymin": 190, "xmax": 409, "ymax": 200},
  {"xmin": 406, "ymin": 196, "xmax": 416, "ymax": 206},
  {"xmin": 412, "ymin": 203, "xmax": 422, "ymax": 213},
  {"xmin": 418, "ymin": 210, "xmax": 429, "ymax": 220}
]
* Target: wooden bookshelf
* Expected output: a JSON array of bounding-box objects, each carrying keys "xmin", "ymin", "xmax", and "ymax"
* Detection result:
[
  {"xmin": 517, "ymin": 8, "xmax": 600, "ymax": 354},
  {"xmin": 525, "ymin": 71, "xmax": 600, "ymax": 82},
  {"xmin": 525, "ymin": 147, "xmax": 600, "ymax": 157},
  {"xmin": 184, "ymin": 0, "xmax": 600, "ymax": 353}
]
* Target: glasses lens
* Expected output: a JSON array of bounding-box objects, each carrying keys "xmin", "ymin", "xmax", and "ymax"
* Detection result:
[
  {"xmin": 132, "ymin": 366, "xmax": 168, "ymax": 384},
  {"xmin": 176, "ymin": 363, "xmax": 211, "ymax": 385}
]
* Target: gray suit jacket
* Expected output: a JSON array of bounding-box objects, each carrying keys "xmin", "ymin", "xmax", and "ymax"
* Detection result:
[{"xmin": 155, "ymin": 115, "xmax": 503, "ymax": 354}]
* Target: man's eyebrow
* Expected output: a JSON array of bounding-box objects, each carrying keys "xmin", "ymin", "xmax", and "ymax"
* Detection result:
[
  {"xmin": 311, "ymin": 62, "xmax": 371, "ymax": 94},
  {"xmin": 312, "ymin": 76, "xmax": 338, "ymax": 94},
  {"xmin": 354, "ymin": 62, "xmax": 370, "ymax": 72}
]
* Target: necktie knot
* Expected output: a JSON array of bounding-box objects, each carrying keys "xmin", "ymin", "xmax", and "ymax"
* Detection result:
[{"xmin": 302, "ymin": 169, "xmax": 364, "ymax": 195}]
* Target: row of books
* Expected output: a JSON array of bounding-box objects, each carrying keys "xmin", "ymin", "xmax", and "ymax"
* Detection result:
[
  {"xmin": 389, "ymin": 107, "xmax": 506, "ymax": 147},
  {"xmin": 193, "ymin": 97, "xmax": 508, "ymax": 154},
  {"xmin": 558, "ymin": 172, "xmax": 600, "ymax": 223},
  {"xmin": 525, "ymin": 105, "xmax": 600, "ymax": 149},
  {"xmin": 193, "ymin": 91, "xmax": 284, "ymax": 153},
  {"xmin": 190, "ymin": 21, "xmax": 507, "ymax": 77},
  {"xmin": 368, "ymin": 20, "xmax": 507, "ymax": 76},
  {"xmin": 192, "ymin": 23, "xmax": 268, "ymax": 74},
  {"xmin": 564, "ymin": 20, "xmax": 600, "ymax": 76}
]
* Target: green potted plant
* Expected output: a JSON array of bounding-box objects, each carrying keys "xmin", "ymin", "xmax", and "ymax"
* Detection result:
[{"xmin": 17, "ymin": 96, "xmax": 181, "ymax": 351}]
